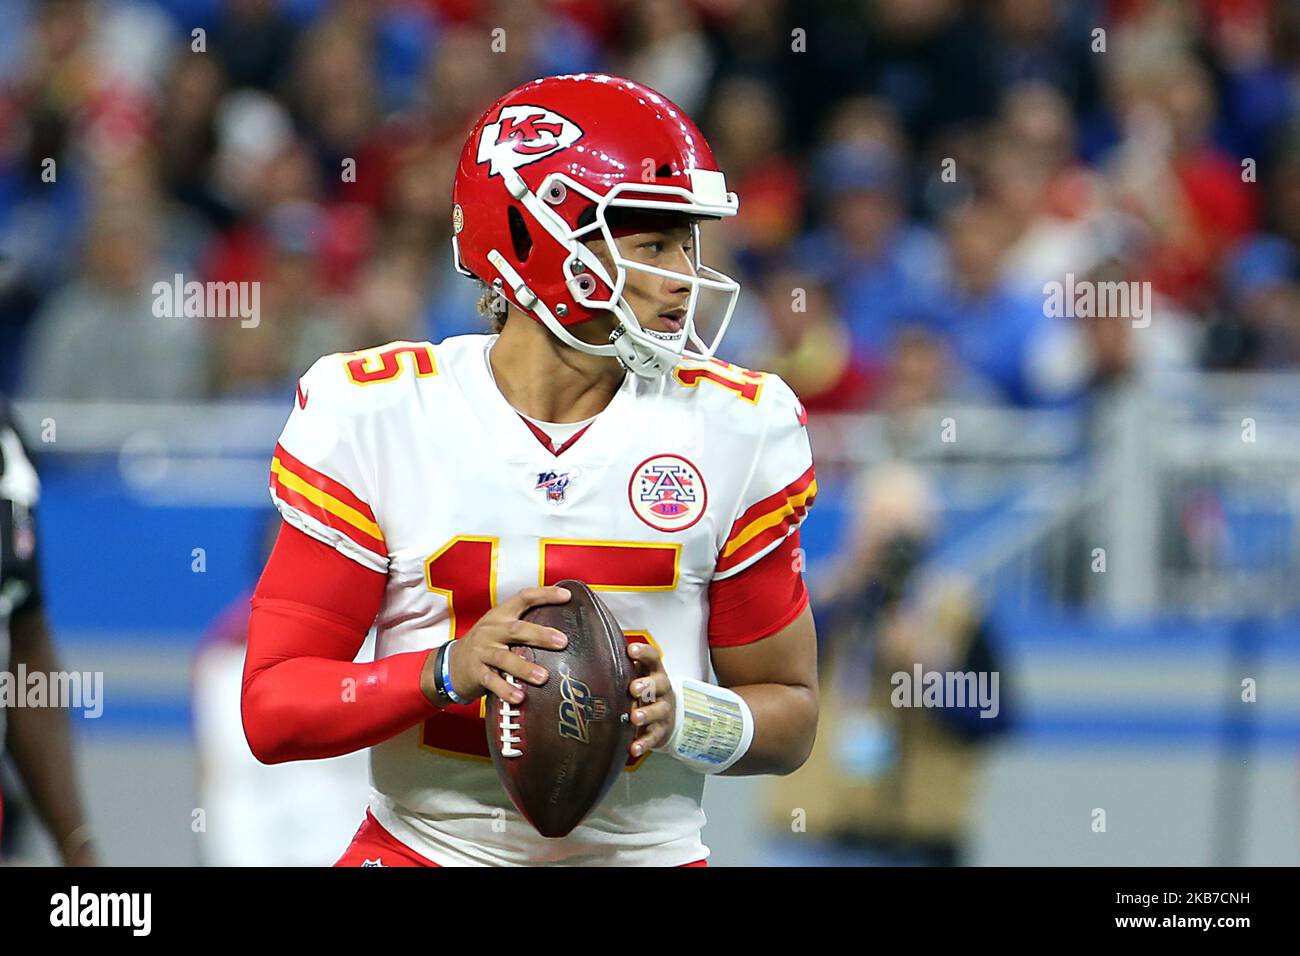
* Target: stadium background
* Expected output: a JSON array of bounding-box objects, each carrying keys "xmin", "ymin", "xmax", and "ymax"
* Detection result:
[{"xmin": 1, "ymin": 0, "xmax": 1298, "ymax": 865}]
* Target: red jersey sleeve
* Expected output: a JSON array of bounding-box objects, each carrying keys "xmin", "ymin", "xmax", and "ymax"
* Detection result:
[
  {"xmin": 707, "ymin": 529, "xmax": 809, "ymax": 648},
  {"xmin": 240, "ymin": 521, "xmax": 439, "ymax": 764}
]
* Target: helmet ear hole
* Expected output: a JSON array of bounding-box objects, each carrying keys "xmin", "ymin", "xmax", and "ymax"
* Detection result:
[
  {"xmin": 507, "ymin": 206, "xmax": 533, "ymax": 262},
  {"xmin": 655, "ymin": 163, "xmax": 673, "ymax": 178}
]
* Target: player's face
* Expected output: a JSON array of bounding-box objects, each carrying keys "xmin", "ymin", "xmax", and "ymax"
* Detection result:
[{"xmin": 576, "ymin": 224, "xmax": 696, "ymax": 342}]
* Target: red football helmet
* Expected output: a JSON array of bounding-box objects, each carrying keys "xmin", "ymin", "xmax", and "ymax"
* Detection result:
[{"xmin": 451, "ymin": 73, "xmax": 741, "ymax": 379}]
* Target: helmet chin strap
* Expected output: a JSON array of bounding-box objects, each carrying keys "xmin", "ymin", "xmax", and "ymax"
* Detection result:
[{"xmin": 609, "ymin": 325, "xmax": 684, "ymax": 380}]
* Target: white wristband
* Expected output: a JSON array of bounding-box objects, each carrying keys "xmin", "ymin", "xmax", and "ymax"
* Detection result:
[{"xmin": 652, "ymin": 675, "xmax": 754, "ymax": 774}]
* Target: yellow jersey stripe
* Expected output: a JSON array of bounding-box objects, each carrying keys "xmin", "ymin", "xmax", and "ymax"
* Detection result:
[
  {"xmin": 271, "ymin": 457, "xmax": 384, "ymax": 543},
  {"xmin": 721, "ymin": 480, "xmax": 818, "ymax": 559}
]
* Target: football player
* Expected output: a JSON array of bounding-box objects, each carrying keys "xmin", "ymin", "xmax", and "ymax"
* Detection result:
[
  {"xmin": 0, "ymin": 400, "xmax": 97, "ymax": 865},
  {"xmin": 241, "ymin": 74, "xmax": 819, "ymax": 866}
]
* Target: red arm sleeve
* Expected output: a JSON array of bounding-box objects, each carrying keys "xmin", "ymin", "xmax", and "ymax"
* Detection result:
[
  {"xmin": 240, "ymin": 522, "xmax": 439, "ymax": 764},
  {"xmin": 707, "ymin": 529, "xmax": 810, "ymax": 648}
]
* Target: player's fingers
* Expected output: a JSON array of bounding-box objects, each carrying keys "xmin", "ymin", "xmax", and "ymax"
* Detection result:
[
  {"xmin": 630, "ymin": 726, "xmax": 667, "ymax": 757},
  {"xmin": 629, "ymin": 672, "xmax": 670, "ymax": 703},
  {"xmin": 487, "ymin": 645, "xmax": 549, "ymax": 686},
  {"xmin": 498, "ymin": 585, "xmax": 571, "ymax": 619},
  {"xmin": 627, "ymin": 641, "xmax": 660, "ymax": 667},
  {"xmin": 483, "ymin": 668, "xmax": 525, "ymax": 704},
  {"xmin": 498, "ymin": 618, "xmax": 568, "ymax": 651},
  {"xmin": 630, "ymin": 699, "xmax": 671, "ymax": 727}
]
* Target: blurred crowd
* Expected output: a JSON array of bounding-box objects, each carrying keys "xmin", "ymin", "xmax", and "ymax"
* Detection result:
[{"xmin": 0, "ymin": 0, "xmax": 1297, "ymax": 408}]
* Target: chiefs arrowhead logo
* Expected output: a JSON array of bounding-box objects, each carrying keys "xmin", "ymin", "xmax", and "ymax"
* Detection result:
[{"xmin": 478, "ymin": 105, "xmax": 583, "ymax": 177}]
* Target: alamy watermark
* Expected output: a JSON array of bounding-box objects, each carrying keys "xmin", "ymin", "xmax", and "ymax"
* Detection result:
[
  {"xmin": 0, "ymin": 665, "xmax": 103, "ymax": 718},
  {"xmin": 50, "ymin": 886, "xmax": 150, "ymax": 936},
  {"xmin": 152, "ymin": 273, "xmax": 260, "ymax": 328},
  {"xmin": 890, "ymin": 664, "xmax": 1000, "ymax": 718},
  {"xmin": 1043, "ymin": 273, "xmax": 1151, "ymax": 328}
]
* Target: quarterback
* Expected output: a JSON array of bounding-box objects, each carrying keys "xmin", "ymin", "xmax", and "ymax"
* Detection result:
[{"xmin": 241, "ymin": 74, "xmax": 819, "ymax": 866}]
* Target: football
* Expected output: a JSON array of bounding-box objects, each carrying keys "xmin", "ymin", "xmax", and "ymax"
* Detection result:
[{"xmin": 484, "ymin": 579, "xmax": 637, "ymax": 838}]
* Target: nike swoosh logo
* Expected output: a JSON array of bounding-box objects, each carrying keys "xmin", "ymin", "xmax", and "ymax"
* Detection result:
[{"xmin": 296, "ymin": 382, "xmax": 310, "ymax": 409}]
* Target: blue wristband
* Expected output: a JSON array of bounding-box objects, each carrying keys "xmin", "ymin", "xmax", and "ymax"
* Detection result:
[{"xmin": 439, "ymin": 640, "xmax": 469, "ymax": 705}]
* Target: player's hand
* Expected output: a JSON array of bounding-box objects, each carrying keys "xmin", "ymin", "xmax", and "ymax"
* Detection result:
[
  {"xmin": 627, "ymin": 642, "xmax": 674, "ymax": 757},
  {"xmin": 421, "ymin": 586, "xmax": 571, "ymax": 706}
]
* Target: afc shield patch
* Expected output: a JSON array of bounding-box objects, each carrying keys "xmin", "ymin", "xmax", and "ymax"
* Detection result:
[{"xmin": 628, "ymin": 454, "xmax": 707, "ymax": 532}]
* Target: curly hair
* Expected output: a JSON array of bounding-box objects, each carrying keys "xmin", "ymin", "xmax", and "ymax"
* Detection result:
[{"xmin": 476, "ymin": 281, "xmax": 509, "ymax": 333}]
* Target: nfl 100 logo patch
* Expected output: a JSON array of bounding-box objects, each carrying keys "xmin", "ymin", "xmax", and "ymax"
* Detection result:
[
  {"xmin": 628, "ymin": 454, "xmax": 707, "ymax": 532},
  {"xmin": 535, "ymin": 468, "xmax": 577, "ymax": 505}
]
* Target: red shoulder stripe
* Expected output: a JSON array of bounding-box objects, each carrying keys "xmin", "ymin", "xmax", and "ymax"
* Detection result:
[{"xmin": 272, "ymin": 443, "xmax": 376, "ymax": 523}]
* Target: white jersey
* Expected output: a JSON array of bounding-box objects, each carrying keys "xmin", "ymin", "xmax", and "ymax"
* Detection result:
[{"xmin": 268, "ymin": 334, "xmax": 816, "ymax": 866}]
